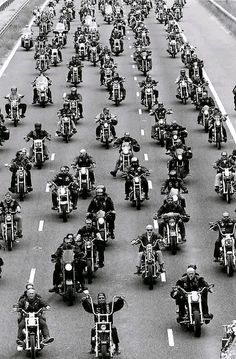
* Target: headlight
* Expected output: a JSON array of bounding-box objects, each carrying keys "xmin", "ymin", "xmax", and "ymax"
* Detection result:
[
  {"xmin": 101, "ymin": 324, "xmax": 106, "ymax": 331},
  {"xmin": 65, "ymin": 263, "xmax": 72, "ymax": 271},
  {"xmin": 98, "ymin": 218, "xmax": 104, "ymax": 225}
]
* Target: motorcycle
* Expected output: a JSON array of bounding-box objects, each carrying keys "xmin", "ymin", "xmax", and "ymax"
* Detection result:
[
  {"xmin": 1, "ymin": 210, "xmax": 18, "ymax": 251},
  {"xmin": 113, "ymin": 141, "xmax": 133, "ymax": 173},
  {"xmin": 174, "ymin": 7, "xmax": 182, "ymax": 21},
  {"xmin": 160, "ymin": 212, "xmax": 187, "ymax": 254},
  {"xmin": 49, "ymin": 182, "xmax": 73, "ymax": 222},
  {"xmin": 142, "ymin": 83, "xmax": 156, "ymax": 111},
  {"xmin": 68, "ymin": 66, "xmax": 82, "ymax": 87},
  {"xmin": 59, "ymin": 249, "xmax": 77, "ymax": 305},
  {"xmin": 209, "ymin": 222, "xmax": 236, "ymax": 276},
  {"xmin": 99, "ymin": 119, "xmax": 115, "ymax": 148},
  {"xmin": 111, "ymin": 38, "xmax": 123, "ymax": 56},
  {"xmin": 74, "ymin": 165, "xmax": 93, "ymax": 198},
  {"xmin": 168, "ymin": 147, "xmax": 192, "ymax": 179},
  {"xmin": 181, "ymin": 47, "xmax": 194, "ymax": 67},
  {"xmin": 127, "ymin": 171, "xmax": 149, "ymax": 210},
  {"xmin": 110, "ymin": 80, "xmax": 124, "ymax": 106},
  {"xmin": 104, "ymin": 4, "xmax": 113, "ymax": 24},
  {"xmin": 213, "ymin": 165, "xmax": 235, "ymax": 203},
  {"xmin": 94, "ymin": 209, "xmax": 113, "ymax": 242},
  {"xmin": 76, "ymin": 41, "xmax": 86, "ymax": 60},
  {"xmin": 103, "ymin": 66, "xmax": 115, "ymax": 87},
  {"xmin": 51, "ymin": 48, "xmax": 60, "ymax": 66},
  {"xmin": 137, "ymin": 50, "xmax": 152, "ymax": 76},
  {"xmin": 131, "ymin": 238, "xmax": 161, "ymax": 289},
  {"xmin": 82, "ymin": 236, "xmax": 99, "ymax": 284},
  {"xmin": 150, "ymin": 109, "xmax": 172, "ymax": 146},
  {"xmin": 5, "ymin": 97, "xmax": 23, "ymax": 126},
  {"xmin": 30, "ymin": 137, "xmax": 49, "ymax": 169},
  {"xmin": 198, "ymin": 105, "xmax": 211, "ymax": 132},
  {"xmin": 34, "ymin": 76, "xmax": 49, "ymax": 107},
  {"xmin": 68, "ymin": 99, "xmax": 80, "ymax": 124},
  {"xmin": 21, "ymin": 30, "xmax": 33, "ymax": 50},
  {"xmin": 5, "ymin": 164, "xmax": 29, "ymax": 201},
  {"xmin": 173, "ymin": 285, "xmax": 214, "ymax": 337},
  {"xmin": 178, "ymin": 80, "xmax": 189, "ymax": 104},
  {"xmin": 168, "ymin": 39, "xmax": 178, "ymax": 58},
  {"xmin": 36, "ymin": 53, "xmax": 48, "ymax": 72},
  {"xmin": 89, "ymin": 45, "xmax": 99, "ymax": 66},
  {"xmin": 211, "ymin": 115, "xmax": 225, "ymax": 150},
  {"xmin": 86, "ymin": 294, "xmax": 123, "ymax": 358},
  {"xmin": 156, "ymin": 8, "xmax": 166, "ymax": 23},
  {"xmin": 192, "ymin": 82, "xmax": 208, "ymax": 110},
  {"xmin": 57, "ymin": 116, "xmax": 74, "ymax": 143}
]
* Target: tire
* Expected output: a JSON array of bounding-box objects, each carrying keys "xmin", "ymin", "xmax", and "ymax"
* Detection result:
[
  {"xmin": 6, "ymin": 227, "xmax": 13, "ymax": 251},
  {"xmin": 115, "ymin": 96, "xmax": 119, "ymax": 106},
  {"xmin": 13, "ymin": 118, "xmax": 18, "ymax": 127},
  {"xmin": 136, "ymin": 196, "xmax": 141, "ymax": 210},
  {"xmin": 19, "ymin": 183, "xmax": 24, "ymax": 201},
  {"xmin": 160, "ymin": 134, "xmax": 165, "ymax": 147},
  {"xmin": 204, "ymin": 121, "xmax": 209, "ymax": 133},
  {"xmin": 227, "ymin": 254, "xmax": 234, "ymax": 277},
  {"xmin": 36, "ymin": 153, "xmax": 42, "ymax": 169},
  {"xmin": 171, "ymin": 236, "xmax": 177, "ymax": 255},
  {"xmin": 147, "ymin": 98, "xmax": 152, "ymax": 112},
  {"xmin": 148, "ymin": 263, "xmax": 153, "ymax": 290},
  {"xmin": 101, "ymin": 343, "xmax": 108, "ymax": 358},
  {"xmin": 216, "ymin": 132, "xmax": 221, "ymax": 150},
  {"xmin": 193, "ymin": 310, "xmax": 201, "ymax": 337},
  {"xmin": 67, "ymin": 286, "xmax": 75, "ymax": 306},
  {"xmin": 226, "ymin": 183, "xmax": 231, "ymax": 204},
  {"xmin": 30, "ymin": 334, "xmax": 36, "ymax": 359},
  {"xmin": 105, "ymin": 136, "xmax": 109, "ymax": 149},
  {"xmin": 61, "ymin": 205, "xmax": 68, "ymax": 222},
  {"xmin": 87, "ymin": 259, "xmax": 93, "ymax": 284}
]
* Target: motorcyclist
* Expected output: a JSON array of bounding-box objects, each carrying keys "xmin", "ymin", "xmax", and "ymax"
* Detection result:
[
  {"xmin": 165, "ymin": 120, "xmax": 188, "ymax": 153},
  {"xmin": 113, "ymin": 16, "xmax": 126, "ymax": 36},
  {"xmin": 175, "ymin": 69, "xmax": 192, "ymax": 99},
  {"xmin": 50, "ymin": 165, "xmax": 78, "ymax": 210},
  {"xmin": 154, "ymin": 195, "xmax": 187, "ymax": 241},
  {"xmin": 171, "ymin": 266, "xmax": 213, "ymax": 321},
  {"xmin": 132, "ymin": 224, "xmax": 165, "ymax": 274},
  {"xmin": 188, "ymin": 53, "xmax": 204, "ymax": 80},
  {"xmin": 180, "ymin": 41, "xmax": 195, "ymax": 63},
  {"xmin": 107, "ymin": 72, "xmax": 126, "ymax": 100},
  {"xmin": 87, "ymin": 186, "xmax": 116, "ymax": 239},
  {"xmin": 150, "ymin": 103, "xmax": 171, "ymax": 138},
  {"xmin": 95, "ymin": 107, "xmax": 117, "ymax": 139},
  {"xmin": 72, "ymin": 149, "xmax": 96, "ymax": 188},
  {"xmin": 210, "ymin": 212, "xmax": 236, "ymax": 262},
  {"xmin": 99, "ymin": 45, "xmax": 114, "ymax": 67},
  {"xmin": 139, "ymin": 75, "xmax": 159, "ymax": 105},
  {"xmin": 56, "ymin": 102, "xmax": 77, "ymax": 134},
  {"xmin": 82, "ymin": 292, "xmax": 124, "ymax": 354},
  {"xmin": 110, "ymin": 132, "xmax": 140, "ymax": 177},
  {"xmin": 0, "ymin": 192, "xmax": 22, "ymax": 239},
  {"xmin": 109, "ymin": 28, "xmax": 124, "ymax": 52},
  {"xmin": 32, "ymin": 73, "xmax": 53, "ymax": 104},
  {"xmin": 5, "ymin": 86, "xmax": 27, "ymax": 118},
  {"xmin": 213, "ymin": 151, "xmax": 236, "ymax": 193},
  {"xmin": 67, "ymin": 55, "xmax": 83, "ymax": 82},
  {"xmin": 49, "ymin": 233, "xmax": 87, "ymax": 292},
  {"xmin": 35, "ymin": 46, "xmax": 50, "ymax": 70},
  {"xmin": 197, "ymin": 91, "xmax": 215, "ymax": 123},
  {"xmin": 100, "ymin": 56, "xmax": 116, "ymax": 85},
  {"xmin": 25, "ymin": 123, "xmax": 50, "ymax": 160},
  {"xmin": 16, "ymin": 288, "xmax": 54, "ymax": 350},
  {"xmin": 87, "ymin": 38, "xmax": 101, "ymax": 60},
  {"xmin": 9, "ymin": 150, "xmax": 32, "ymax": 193},
  {"xmin": 49, "ymin": 38, "xmax": 62, "ymax": 62},
  {"xmin": 76, "ymin": 217, "xmax": 105, "ymax": 268},
  {"xmin": 161, "ymin": 170, "xmax": 188, "ymax": 194},
  {"xmin": 64, "ymin": 87, "xmax": 84, "ymax": 118},
  {"xmin": 0, "ymin": 114, "xmax": 9, "ymax": 146},
  {"xmin": 208, "ymin": 107, "xmax": 227, "ymax": 143},
  {"xmin": 168, "ymin": 138, "xmax": 192, "ymax": 174},
  {"xmin": 124, "ymin": 157, "xmax": 150, "ymax": 200}
]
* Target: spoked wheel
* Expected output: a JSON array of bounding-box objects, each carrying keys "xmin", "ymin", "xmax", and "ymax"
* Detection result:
[{"xmin": 6, "ymin": 228, "xmax": 13, "ymax": 251}]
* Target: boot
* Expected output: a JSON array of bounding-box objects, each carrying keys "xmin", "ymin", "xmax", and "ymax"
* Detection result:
[
  {"xmin": 215, "ymin": 186, "xmax": 219, "ymax": 193},
  {"xmin": 134, "ymin": 266, "xmax": 141, "ymax": 274},
  {"xmin": 159, "ymin": 264, "xmax": 166, "ymax": 273},
  {"xmin": 110, "ymin": 170, "xmax": 117, "ymax": 177}
]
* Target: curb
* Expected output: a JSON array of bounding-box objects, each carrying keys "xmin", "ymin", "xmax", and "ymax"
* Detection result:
[
  {"xmin": 207, "ymin": 0, "xmax": 236, "ymax": 23},
  {"xmin": 0, "ymin": 0, "xmax": 15, "ymax": 12}
]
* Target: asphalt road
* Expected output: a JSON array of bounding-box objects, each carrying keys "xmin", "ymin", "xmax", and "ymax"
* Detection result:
[{"xmin": 0, "ymin": 0, "xmax": 236, "ymax": 358}]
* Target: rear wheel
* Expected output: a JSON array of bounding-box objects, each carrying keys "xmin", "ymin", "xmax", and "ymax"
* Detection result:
[
  {"xmin": 193, "ymin": 310, "xmax": 201, "ymax": 337},
  {"xmin": 227, "ymin": 254, "xmax": 234, "ymax": 277},
  {"xmin": 30, "ymin": 334, "xmax": 36, "ymax": 359}
]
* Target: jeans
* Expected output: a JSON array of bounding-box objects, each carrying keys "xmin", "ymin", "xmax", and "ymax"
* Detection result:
[{"xmin": 18, "ymin": 316, "xmax": 50, "ymax": 340}]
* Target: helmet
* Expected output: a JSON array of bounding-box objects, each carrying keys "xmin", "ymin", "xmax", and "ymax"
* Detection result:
[
  {"xmin": 131, "ymin": 157, "xmax": 139, "ymax": 166},
  {"xmin": 64, "ymin": 233, "xmax": 74, "ymax": 243},
  {"xmin": 11, "ymin": 86, "xmax": 17, "ymax": 92},
  {"xmin": 34, "ymin": 123, "xmax": 42, "ymax": 130},
  {"xmin": 21, "ymin": 148, "xmax": 28, "ymax": 156},
  {"xmin": 192, "ymin": 53, "xmax": 197, "ymax": 59},
  {"xmin": 114, "ymin": 72, "xmax": 119, "ymax": 78},
  {"xmin": 124, "ymin": 131, "xmax": 130, "ymax": 138},
  {"xmin": 103, "ymin": 107, "xmax": 109, "ymax": 114},
  {"xmin": 188, "ymin": 264, "xmax": 197, "ymax": 270},
  {"xmin": 158, "ymin": 103, "xmax": 164, "ymax": 108},
  {"xmin": 16, "ymin": 150, "xmax": 23, "ymax": 157},
  {"xmin": 85, "ymin": 218, "xmax": 93, "ymax": 225},
  {"xmin": 202, "ymin": 91, "xmax": 208, "ymax": 97},
  {"xmin": 80, "ymin": 148, "xmax": 87, "ymax": 156},
  {"xmin": 60, "ymin": 165, "xmax": 69, "ymax": 173},
  {"xmin": 146, "ymin": 224, "xmax": 153, "ymax": 231},
  {"xmin": 25, "ymin": 282, "xmax": 34, "ymax": 290},
  {"xmin": 222, "ymin": 212, "xmax": 230, "ymax": 221},
  {"xmin": 146, "ymin": 75, "xmax": 151, "ymax": 82},
  {"xmin": 180, "ymin": 69, "xmax": 186, "ymax": 76},
  {"xmin": 232, "ymin": 149, "xmax": 236, "ymax": 157},
  {"xmin": 166, "ymin": 195, "xmax": 173, "ymax": 203},
  {"xmin": 63, "ymin": 102, "xmax": 69, "ymax": 108},
  {"xmin": 96, "ymin": 187, "xmax": 104, "ymax": 196},
  {"xmin": 72, "ymin": 55, "xmax": 76, "ymax": 60},
  {"xmin": 96, "ymin": 184, "xmax": 106, "ymax": 194},
  {"xmin": 221, "ymin": 151, "xmax": 228, "ymax": 158},
  {"xmin": 71, "ymin": 87, "xmax": 77, "ymax": 94},
  {"xmin": 169, "ymin": 170, "xmax": 177, "ymax": 177}
]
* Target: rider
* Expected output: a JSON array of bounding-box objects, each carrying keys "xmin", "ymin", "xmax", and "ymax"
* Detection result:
[
  {"xmin": 161, "ymin": 170, "xmax": 188, "ymax": 194},
  {"xmin": 171, "ymin": 266, "xmax": 213, "ymax": 321},
  {"xmin": 168, "ymin": 138, "xmax": 192, "ymax": 174},
  {"xmin": 67, "ymin": 54, "xmax": 83, "ymax": 82},
  {"xmin": 16, "ymin": 288, "xmax": 54, "ymax": 350},
  {"xmin": 56, "ymin": 102, "xmax": 77, "ymax": 134},
  {"xmin": 100, "ymin": 55, "xmax": 115, "ymax": 85},
  {"xmin": 208, "ymin": 107, "xmax": 227, "ymax": 143},
  {"xmin": 109, "ymin": 27, "xmax": 124, "ymax": 52},
  {"xmin": 64, "ymin": 87, "xmax": 84, "ymax": 118},
  {"xmin": 175, "ymin": 69, "xmax": 192, "ymax": 98},
  {"xmin": 76, "ymin": 217, "xmax": 105, "ymax": 268},
  {"xmin": 139, "ymin": 75, "xmax": 158, "ymax": 105},
  {"xmin": 5, "ymin": 86, "xmax": 27, "ymax": 118},
  {"xmin": 0, "ymin": 114, "xmax": 9, "ymax": 146},
  {"xmin": 49, "ymin": 233, "xmax": 87, "ymax": 293},
  {"xmin": 50, "ymin": 165, "xmax": 78, "ymax": 210},
  {"xmin": 180, "ymin": 41, "xmax": 195, "ymax": 63},
  {"xmin": 95, "ymin": 107, "xmax": 117, "ymax": 139},
  {"xmin": 71, "ymin": 149, "xmax": 96, "ymax": 188},
  {"xmin": 110, "ymin": 132, "xmax": 140, "ymax": 177},
  {"xmin": 151, "ymin": 103, "xmax": 171, "ymax": 138},
  {"xmin": 107, "ymin": 72, "xmax": 126, "ymax": 100},
  {"xmin": 155, "ymin": 195, "xmax": 187, "ymax": 241},
  {"xmin": 32, "ymin": 73, "xmax": 53, "ymax": 104},
  {"xmin": 9, "ymin": 150, "xmax": 33, "ymax": 193},
  {"xmin": 214, "ymin": 151, "xmax": 236, "ymax": 193},
  {"xmin": 210, "ymin": 212, "xmax": 236, "ymax": 262},
  {"xmin": 50, "ymin": 38, "xmax": 63, "ymax": 62},
  {"xmin": 197, "ymin": 91, "xmax": 215, "ymax": 124},
  {"xmin": 25, "ymin": 123, "xmax": 51, "ymax": 160},
  {"xmin": 124, "ymin": 157, "xmax": 150, "ymax": 200},
  {"xmin": 87, "ymin": 186, "xmax": 116, "ymax": 240},
  {"xmin": 165, "ymin": 120, "xmax": 188, "ymax": 153},
  {"xmin": 82, "ymin": 292, "xmax": 125, "ymax": 354},
  {"xmin": 188, "ymin": 53, "xmax": 204, "ymax": 80},
  {"xmin": 132, "ymin": 224, "xmax": 165, "ymax": 274},
  {"xmin": 0, "ymin": 192, "xmax": 22, "ymax": 239}
]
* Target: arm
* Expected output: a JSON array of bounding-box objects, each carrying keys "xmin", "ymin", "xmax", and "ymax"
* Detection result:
[{"xmin": 81, "ymin": 297, "xmax": 93, "ymax": 313}]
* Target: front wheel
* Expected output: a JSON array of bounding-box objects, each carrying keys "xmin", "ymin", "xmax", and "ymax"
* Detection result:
[
  {"xmin": 30, "ymin": 333, "xmax": 36, "ymax": 359},
  {"xmin": 227, "ymin": 254, "xmax": 234, "ymax": 277},
  {"xmin": 6, "ymin": 227, "xmax": 13, "ymax": 251},
  {"xmin": 193, "ymin": 310, "xmax": 201, "ymax": 337},
  {"xmin": 159, "ymin": 133, "xmax": 165, "ymax": 147},
  {"xmin": 36, "ymin": 153, "xmax": 42, "ymax": 169},
  {"xmin": 67, "ymin": 286, "xmax": 75, "ymax": 306},
  {"xmin": 101, "ymin": 343, "xmax": 109, "ymax": 358},
  {"xmin": 136, "ymin": 196, "xmax": 141, "ymax": 210},
  {"xmin": 226, "ymin": 183, "xmax": 231, "ymax": 204},
  {"xmin": 18, "ymin": 183, "xmax": 24, "ymax": 201},
  {"xmin": 171, "ymin": 236, "xmax": 177, "ymax": 255},
  {"xmin": 216, "ymin": 132, "xmax": 221, "ymax": 150},
  {"xmin": 148, "ymin": 263, "xmax": 153, "ymax": 290},
  {"xmin": 87, "ymin": 259, "xmax": 93, "ymax": 284}
]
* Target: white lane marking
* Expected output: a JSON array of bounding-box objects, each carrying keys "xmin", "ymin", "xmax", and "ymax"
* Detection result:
[
  {"xmin": 130, "ymin": 54, "xmax": 133, "ymax": 58},
  {"xmin": 148, "ymin": 180, "xmax": 152, "ymax": 189},
  {"xmin": 136, "ymin": 91, "xmax": 139, "ymax": 97},
  {"xmin": 38, "ymin": 220, "xmax": 44, "ymax": 232},
  {"xmin": 132, "ymin": 64, "xmax": 136, "ymax": 69},
  {"xmin": 161, "ymin": 272, "xmax": 166, "ymax": 282},
  {"xmin": 153, "ymin": 219, "xmax": 158, "ymax": 229},
  {"xmin": 128, "ymin": 37, "xmax": 130, "ymax": 40},
  {"xmin": 182, "ymin": 33, "xmax": 236, "ymax": 143},
  {"xmin": 0, "ymin": 0, "xmax": 50, "ymax": 79},
  {"xmin": 51, "ymin": 153, "xmax": 55, "ymax": 161},
  {"xmin": 138, "ymin": 109, "xmax": 142, "ymax": 115},
  {"xmin": 129, "ymin": 45, "xmax": 132, "ymax": 49},
  {"xmin": 45, "ymin": 183, "xmax": 50, "ymax": 192},
  {"xmin": 134, "ymin": 76, "xmax": 137, "ymax": 81},
  {"xmin": 167, "ymin": 329, "xmax": 174, "ymax": 347},
  {"xmin": 28, "ymin": 268, "xmax": 36, "ymax": 284},
  {"xmin": 144, "ymin": 153, "xmax": 148, "ymax": 161},
  {"xmin": 141, "ymin": 129, "xmax": 144, "ymax": 136}
]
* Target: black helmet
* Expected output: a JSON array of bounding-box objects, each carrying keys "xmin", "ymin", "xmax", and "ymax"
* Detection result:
[
  {"xmin": 71, "ymin": 87, "xmax": 77, "ymax": 94},
  {"xmin": 60, "ymin": 165, "xmax": 69, "ymax": 173},
  {"xmin": 34, "ymin": 123, "xmax": 42, "ymax": 130},
  {"xmin": 131, "ymin": 157, "xmax": 139, "ymax": 166}
]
